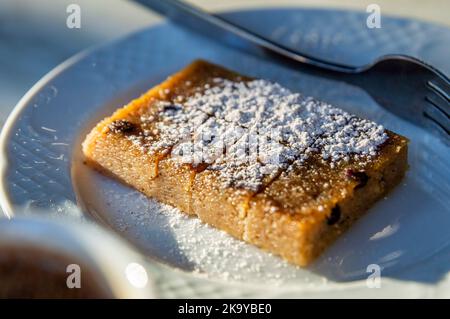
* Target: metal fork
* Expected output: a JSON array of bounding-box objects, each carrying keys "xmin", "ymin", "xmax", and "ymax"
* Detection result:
[{"xmin": 135, "ymin": 0, "xmax": 450, "ymax": 142}]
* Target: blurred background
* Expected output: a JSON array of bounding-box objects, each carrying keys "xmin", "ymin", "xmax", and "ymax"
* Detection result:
[{"xmin": 0, "ymin": 0, "xmax": 449, "ymax": 126}]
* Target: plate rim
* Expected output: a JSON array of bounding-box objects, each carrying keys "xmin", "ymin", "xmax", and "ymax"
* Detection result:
[
  {"xmin": 1, "ymin": 8, "xmax": 449, "ymax": 298},
  {"xmin": 0, "ymin": 49, "xmax": 90, "ymax": 218}
]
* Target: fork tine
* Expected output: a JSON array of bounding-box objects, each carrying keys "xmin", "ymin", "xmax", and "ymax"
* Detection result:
[
  {"xmin": 426, "ymin": 80, "xmax": 450, "ymax": 117},
  {"xmin": 426, "ymin": 93, "xmax": 450, "ymax": 118},
  {"xmin": 424, "ymin": 99, "xmax": 450, "ymax": 135},
  {"xmin": 427, "ymin": 80, "xmax": 450, "ymax": 103}
]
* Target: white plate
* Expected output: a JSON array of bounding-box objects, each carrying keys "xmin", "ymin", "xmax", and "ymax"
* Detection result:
[{"xmin": 1, "ymin": 8, "xmax": 450, "ymax": 298}]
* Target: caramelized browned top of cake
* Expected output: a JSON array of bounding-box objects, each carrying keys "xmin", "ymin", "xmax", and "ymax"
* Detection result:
[
  {"xmin": 104, "ymin": 60, "xmax": 394, "ymax": 194},
  {"xmin": 255, "ymin": 131, "xmax": 407, "ymax": 224},
  {"xmin": 103, "ymin": 61, "xmax": 249, "ymax": 157}
]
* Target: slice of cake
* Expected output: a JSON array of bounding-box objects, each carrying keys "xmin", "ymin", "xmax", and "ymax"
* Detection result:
[{"xmin": 82, "ymin": 60, "xmax": 408, "ymax": 266}]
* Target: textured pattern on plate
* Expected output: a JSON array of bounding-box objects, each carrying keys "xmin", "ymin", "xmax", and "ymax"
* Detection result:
[{"xmin": 2, "ymin": 9, "xmax": 450, "ymax": 298}]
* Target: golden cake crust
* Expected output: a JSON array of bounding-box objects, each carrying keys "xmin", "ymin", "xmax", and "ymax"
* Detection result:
[{"xmin": 82, "ymin": 60, "xmax": 408, "ymax": 266}]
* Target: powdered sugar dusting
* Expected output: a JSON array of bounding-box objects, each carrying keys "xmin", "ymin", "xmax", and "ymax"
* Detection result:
[
  {"xmin": 128, "ymin": 78, "xmax": 387, "ymax": 190},
  {"xmin": 186, "ymin": 79, "xmax": 387, "ymax": 161},
  {"xmin": 127, "ymin": 101, "xmax": 209, "ymax": 155}
]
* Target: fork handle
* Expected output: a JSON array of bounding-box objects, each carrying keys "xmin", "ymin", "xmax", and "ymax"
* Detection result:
[{"xmin": 134, "ymin": 0, "xmax": 360, "ymax": 73}]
